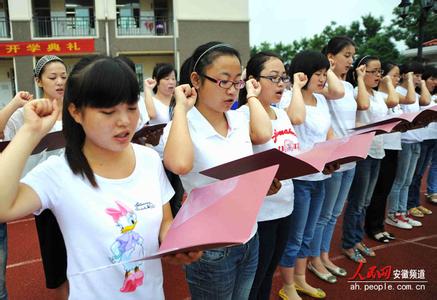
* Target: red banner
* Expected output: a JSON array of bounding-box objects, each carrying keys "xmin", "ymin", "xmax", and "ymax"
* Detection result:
[{"xmin": 0, "ymin": 39, "xmax": 95, "ymax": 57}]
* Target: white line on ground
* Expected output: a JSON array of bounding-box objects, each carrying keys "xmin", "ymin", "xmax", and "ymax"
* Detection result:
[
  {"xmin": 7, "ymin": 218, "xmax": 34, "ymax": 225},
  {"xmin": 6, "ymin": 258, "xmax": 41, "ymax": 269}
]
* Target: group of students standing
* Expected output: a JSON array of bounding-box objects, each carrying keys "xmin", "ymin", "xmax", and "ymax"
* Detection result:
[{"xmin": 0, "ymin": 35, "xmax": 435, "ymax": 300}]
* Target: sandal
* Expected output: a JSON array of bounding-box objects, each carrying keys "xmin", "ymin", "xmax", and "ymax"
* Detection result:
[
  {"xmin": 356, "ymin": 242, "xmax": 376, "ymax": 257},
  {"xmin": 417, "ymin": 205, "xmax": 432, "ymax": 215},
  {"xmin": 342, "ymin": 248, "xmax": 366, "ymax": 263},
  {"xmin": 382, "ymin": 231, "xmax": 395, "ymax": 240},
  {"xmin": 373, "ymin": 232, "xmax": 389, "ymax": 243}
]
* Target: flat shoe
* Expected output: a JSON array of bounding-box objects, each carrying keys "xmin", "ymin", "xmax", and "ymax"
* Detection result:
[
  {"xmin": 278, "ymin": 288, "xmax": 289, "ymax": 300},
  {"xmin": 356, "ymin": 242, "xmax": 376, "ymax": 257},
  {"xmin": 409, "ymin": 207, "xmax": 424, "ymax": 218},
  {"xmin": 324, "ymin": 264, "xmax": 347, "ymax": 277},
  {"xmin": 382, "ymin": 231, "xmax": 395, "ymax": 240},
  {"xmin": 307, "ymin": 262, "xmax": 337, "ymax": 283},
  {"xmin": 342, "ymin": 248, "xmax": 366, "ymax": 263},
  {"xmin": 417, "ymin": 205, "xmax": 432, "ymax": 215},
  {"xmin": 373, "ymin": 232, "xmax": 390, "ymax": 243},
  {"xmin": 294, "ymin": 283, "xmax": 326, "ymax": 299}
]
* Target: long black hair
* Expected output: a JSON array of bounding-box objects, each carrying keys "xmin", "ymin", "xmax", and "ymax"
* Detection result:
[
  {"xmin": 238, "ymin": 51, "xmax": 282, "ymax": 107},
  {"xmin": 345, "ymin": 55, "xmax": 379, "ymax": 87},
  {"xmin": 322, "ymin": 36, "xmax": 356, "ymax": 56},
  {"xmin": 63, "ymin": 56, "xmax": 139, "ymax": 187},
  {"xmin": 289, "ymin": 50, "xmax": 330, "ymax": 89},
  {"xmin": 152, "ymin": 63, "xmax": 177, "ymax": 94}
]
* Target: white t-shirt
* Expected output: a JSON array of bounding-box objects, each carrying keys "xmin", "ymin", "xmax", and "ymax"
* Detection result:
[
  {"xmin": 418, "ymin": 96, "xmax": 437, "ymax": 140},
  {"xmin": 4, "ymin": 107, "xmax": 64, "ymax": 176},
  {"xmin": 379, "ymin": 91, "xmax": 402, "ymax": 150},
  {"xmin": 294, "ymin": 93, "xmax": 331, "ymax": 181},
  {"xmin": 136, "ymin": 95, "xmax": 150, "ymax": 131},
  {"xmin": 238, "ymin": 105, "xmax": 299, "ymax": 222},
  {"xmin": 326, "ymin": 81, "xmax": 357, "ymax": 171},
  {"xmin": 21, "ymin": 144, "xmax": 174, "ymax": 300},
  {"xmin": 149, "ymin": 97, "xmax": 171, "ymax": 125},
  {"xmin": 278, "ymin": 89, "xmax": 292, "ymax": 109},
  {"xmin": 396, "ymin": 86, "xmax": 423, "ymax": 143},
  {"xmin": 355, "ymin": 89, "xmax": 388, "ymax": 159}
]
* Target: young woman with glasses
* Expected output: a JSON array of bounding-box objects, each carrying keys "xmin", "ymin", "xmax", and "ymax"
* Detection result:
[
  {"xmin": 341, "ymin": 55, "xmax": 399, "ymax": 263},
  {"xmin": 160, "ymin": 41, "xmax": 272, "ymax": 299},
  {"xmin": 236, "ymin": 51, "xmax": 305, "ymax": 299}
]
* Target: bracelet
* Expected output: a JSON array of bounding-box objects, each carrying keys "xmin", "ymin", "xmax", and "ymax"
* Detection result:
[{"xmin": 246, "ymin": 95, "xmax": 258, "ymax": 101}]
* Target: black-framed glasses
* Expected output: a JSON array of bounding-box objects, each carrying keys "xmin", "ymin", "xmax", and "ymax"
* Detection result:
[
  {"xmin": 202, "ymin": 74, "xmax": 245, "ymax": 90},
  {"xmin": 259, "ymin": 75, "xmax": 291, "ymax": 83},
  {"xmin": 365, "ymin": 69, "xmax": 384, "ymax": 76}
]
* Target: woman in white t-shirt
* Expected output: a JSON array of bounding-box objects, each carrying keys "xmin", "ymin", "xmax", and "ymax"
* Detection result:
[
  {"xmin": 237, "ymin": 51, "xmax": 304, "ymax": 299},
  {"xmin": 307, "ymin": 36, "xmax": 358, "ymax": 283},
  {"xmin": 0, "ymin": 57, "xmax": 200, "ymax": 300},
  {"xmin": 385, "ymin": 61, "xmax": 431, "ymax": 229},
  {"xmin": 3, "ymin": 55, "xmax": 69, "ymax": 298},
  {"xmin": 161, "ymin": 42, "xmax": 272, "ymax": 300},
  {"xmin": 144, "ymin": 63, "xmax": 176, "ymax": 125},
  {"xmin": 407, "ymin": 65, "xmax": 436, "ymax": 215},
  {"xmin": 365, "ymin": 62, "xmax": 402, "ymax": 243},
  {"xmin": 277, "ymin": 51, "xmax": 340, "ymax": 300},
  {"xmin": 341, "ymin": 55, "xmax": 398, "ymax": 263}
]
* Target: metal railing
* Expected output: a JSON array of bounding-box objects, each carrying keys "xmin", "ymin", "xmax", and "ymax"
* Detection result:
[
  {"xmin": 33, "ymin": 16, "xmax": 96, "ymax": 38},
  {"xmin": 0, "ymin": 17, "xmax": 11, "ymax": 38},
  {"xmin": 117, "ymin": 16, "xmax": 171, "ymax": 36}
]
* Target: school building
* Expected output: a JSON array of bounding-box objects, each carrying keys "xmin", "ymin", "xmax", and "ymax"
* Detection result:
[{"xmin": 0, "ymin": 0, "xmax": 250, "ymax": 107}]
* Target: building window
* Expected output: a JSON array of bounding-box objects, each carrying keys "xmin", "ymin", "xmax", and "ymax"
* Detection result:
[{"xmin": 0, "ymin": 0, "xmax": 11, "ymax": 38}]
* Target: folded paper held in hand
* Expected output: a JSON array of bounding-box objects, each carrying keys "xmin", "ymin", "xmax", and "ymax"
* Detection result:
[
  {"xmin": 200, "ymin": 132, "xmax": 375, "ymax": 181},
  {"xmin": 70, "ymin": 164, "xmax": 279, "ymax": 276}
]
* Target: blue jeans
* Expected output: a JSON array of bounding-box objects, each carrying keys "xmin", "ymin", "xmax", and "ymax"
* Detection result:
[
  {"xmin": 311, "ymin": 168, "xmax": 355, "ymax": 256},
  {"xmin": 0, "ymin": 223, "xmax": 7, "ymax": 300},
  {"xmin": 342, "ymin": 158, "xmax": 381, "ymax": 249},
  {"xmin": 408, "ymin": 140, "xmax": 437, "ymax": 209},
  {"xmin": 387, "ymin": 143, "xmax": 421, "ymax": 214},
  {"xmin": 427, "ymin": 141, "xmax": 437, "ymax": 195},
  {"xmin": 279, "ymin": 180, "xmax": 325, "ymax": 267},
  {"xmin": 185, "ymin": 234, "xmax": 259, "ymax": 300}
]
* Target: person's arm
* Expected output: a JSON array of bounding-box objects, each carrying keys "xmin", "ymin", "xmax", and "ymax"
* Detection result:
[
  {"xmin": 355, "ymin": 65, "xmax": 370, "ymax": 110},
  {"xmin": 321, "ymin": 60, "xmax": 345, "ymax": 100},
  {"xmin": 381, "ymin": 76, "xmax": 399, "ymax": 108},
  {"xmin": 163, "ymin": 84, "xmax": 196, "ymax": 175},
  {"xmin": 286, "ymin": 72, "xmax": 307, "ymax": 125},
  {"xmin": 0, "ymin": 91, "xmax": 32, "ymax": 135},
  {"xmin": 144, "ymin": 78, "xmax": 157, "ymax": 120},
  {"xmin": 418, "ymin": 79, "xmax": 431, "ymax": 106},
  {"xmin": 0, "ymin": 99, "xmax": 59, "ymax": 222},
  {"xmin": 245, "ymin": 79, "xmax": 272, "ymax": 145},
  {"xmin": 398, "ymin": 72, "xmax": 416, "ymax": 104}
]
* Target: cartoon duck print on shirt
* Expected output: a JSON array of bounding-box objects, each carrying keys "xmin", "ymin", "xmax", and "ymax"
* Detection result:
[{"xmin": 106, "ymin": 201, "xmax": 145, "ymax": 293}]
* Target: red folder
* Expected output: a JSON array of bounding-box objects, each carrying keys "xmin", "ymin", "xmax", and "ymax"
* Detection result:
[
  {"xmin": 0, "ymin": 130, "xmax": 65, "ymax": 154},
  {"xmin": 353, "ymin": 105, "xmax": 437, "ymax": 132},
  {"xmin": 350, "ymin": 121, "xmax": 403, "ymax": 135},
  {"xmin": 200, "ymin": 132, "xmax": 375, "ymax": 181},
  {"xmin": 132, "ymin": 123, "xmax": 166, "ymax": 146}
]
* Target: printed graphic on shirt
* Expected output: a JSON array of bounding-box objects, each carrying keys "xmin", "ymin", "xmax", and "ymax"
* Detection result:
[
  {"xmin": 106, "ymin": 201, "xmax": 145, "ymax": 293},
  {"xmin": 272, "ymin": 128, "xmax": 300, "ymax": 154}
]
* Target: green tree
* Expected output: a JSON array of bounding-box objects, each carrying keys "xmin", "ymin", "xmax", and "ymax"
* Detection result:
[
  {"xmin": 389, "ymin": 0, "xmax": 437, "ymax": 50},
  {"xmin": 251, "ymin": 14, "xmax": 400, "ymax": 64}
]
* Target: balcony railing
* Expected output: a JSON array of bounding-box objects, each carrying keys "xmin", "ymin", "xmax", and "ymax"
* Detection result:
[
  {"xmin": 33, "ymin": 16, "xmax": 96, "ymax": 38},
  {"xmin": 117, "ymin": 16, "xmax": 171, "ymax": 36},
  {"xmin": 0, "ymin": 17, "xmax": 11, "ymax": 38}
]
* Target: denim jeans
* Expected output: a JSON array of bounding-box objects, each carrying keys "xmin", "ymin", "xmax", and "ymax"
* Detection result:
[
  {"xmin": 428, "ymin": 143, "xmax": 437, "ymax": 195},
  {"xmin": 249, "ymin": 214, "xmax": 291, "ymax": 300},
  {"xmin": 387, "ymin": 143, "xmax": 421, "ymax": 214},
  {"xmin": 279, "ymin": 180, "xmax": 325, "ymax": 267},
  {"xmin": 310, "ymin": 168, "xmax": 355, "ymax": 256},
  {"xmin": 185, "ymin": 234, "xmax": 259, "ymax": 300},
  {"xmin": 408, "ymin": 140, "xmax": 437, "ymax": 209},
  {"xmin": 342, "ymin": 157, "xmax": 381, "ymax": 249},
  {"xmin": 0, "ymin": 223, "xmax": 7, "ymax": 300}
]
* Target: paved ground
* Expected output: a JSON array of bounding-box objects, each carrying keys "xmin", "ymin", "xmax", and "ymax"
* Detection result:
[{"xmin": 5, "ymin": 177, "xmax": 437, "ymax": 299}]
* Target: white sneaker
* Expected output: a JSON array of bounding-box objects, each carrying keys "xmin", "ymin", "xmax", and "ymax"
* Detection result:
[
  {"xmin": 405, "ymin": 213, "xmax": 422, "ymax": 227},
  {"xmin": 385, "ymin": 213, "xmax": 412, "ymax": 229}
]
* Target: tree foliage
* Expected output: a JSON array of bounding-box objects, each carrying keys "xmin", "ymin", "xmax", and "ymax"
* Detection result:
[{"xmin": 251, "ymin": 14, "xmax": 401, "ymax": 64}]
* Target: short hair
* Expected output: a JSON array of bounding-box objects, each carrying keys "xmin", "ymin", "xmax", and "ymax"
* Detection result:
[
  {"xmin": 322, "ymin": 36, "xmax": 356, "ymax": 56},
  {"xmin": 152, "ymin": 63, "xmax": 177, "ymax": 94},
  {"xmin": 289, "ymin": 50, "xmax": 330, "ymax": 89},
  {"xmin": 346, "ymin": 55, "xmax": 380, "ymax": 86},
  {"xmin": 399, "ymin": 61, "xmax": 424, "ymax": 75}
]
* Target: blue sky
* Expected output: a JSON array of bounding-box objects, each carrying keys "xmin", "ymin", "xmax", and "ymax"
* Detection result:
[{"xmin": 249, "ymin": 0, "xmax": 406, "ymax": 50}]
